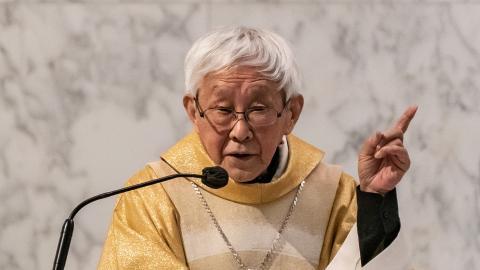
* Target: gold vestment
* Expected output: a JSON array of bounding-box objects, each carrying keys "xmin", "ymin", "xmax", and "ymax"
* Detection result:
[{"xmin": 98, "ymin": 132, "xmax": 357, "ymax": 270}]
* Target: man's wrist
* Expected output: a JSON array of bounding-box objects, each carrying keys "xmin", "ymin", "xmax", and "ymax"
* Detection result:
[{"xmin": 359, "ymin": 185, "xmax": 391, "ymax": 196}]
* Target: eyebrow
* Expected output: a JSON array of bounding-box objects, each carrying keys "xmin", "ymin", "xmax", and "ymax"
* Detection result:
[{"xmin": 211, "ymin": 82, "xmax": 275, "ymax": 94}]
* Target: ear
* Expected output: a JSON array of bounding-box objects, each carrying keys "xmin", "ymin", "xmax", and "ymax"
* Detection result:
[
  {"xmin": 183, "ymin": 94, "xmax": 200, "ymax": 133},
  {"xmin": 284, "ymin": 94, "xmax": 304, "ymax": 134}
]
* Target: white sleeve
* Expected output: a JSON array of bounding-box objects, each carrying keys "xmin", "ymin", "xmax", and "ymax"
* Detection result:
[{"xmin": 326, "ymin": 223, "xmax": 413, "ymax": 270}]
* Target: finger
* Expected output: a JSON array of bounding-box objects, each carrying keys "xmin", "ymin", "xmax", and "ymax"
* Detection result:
[
  {"xmin": 381, "ymin": 138, "xmax": 403, "ymax": 148},
  {"xmin": 376, "ymin": 145, "xmax": 411, "ymax": 172},
  {"xmin": 394, "ymin": 105, "xmax": 418, "ymax": 133},
  {"xmin": 360, "ymin": 131, "xmax": 384, "ymax": 156},
  {"xmin": 374, "ymin": 145, "xmax": 410, "ymax": 166},
  {"xmin": 378, "ymin": 106, "xmax": 418, "ymax": 148},
  {"xmin": 378, "ymin": 127, "xmax": 403, "ymax": 147}
]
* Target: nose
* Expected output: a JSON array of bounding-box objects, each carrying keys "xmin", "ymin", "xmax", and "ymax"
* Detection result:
[{"xmin": 229, "ymin": 117, "xmax": 253, "ymax": 142}]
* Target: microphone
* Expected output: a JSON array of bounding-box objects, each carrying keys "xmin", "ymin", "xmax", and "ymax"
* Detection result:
[{"xmin": 52, "ymin": 166, "xmax": 228, "ymax": 270}]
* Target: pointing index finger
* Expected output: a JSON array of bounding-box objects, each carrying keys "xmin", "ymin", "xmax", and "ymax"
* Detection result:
[{"xmin": 395, "ymin": 105, "xmax": 418, "ymax": 133}]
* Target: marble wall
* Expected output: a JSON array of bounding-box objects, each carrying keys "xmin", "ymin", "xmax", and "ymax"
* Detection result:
[{"xmin": 1, "ymin": 1, "xmax": 478, "ymax": 269}]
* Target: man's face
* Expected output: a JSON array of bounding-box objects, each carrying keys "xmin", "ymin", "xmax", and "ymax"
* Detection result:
[{"xmin": 184, "ymin": 66, "xmax": 303, "ymax": 182}]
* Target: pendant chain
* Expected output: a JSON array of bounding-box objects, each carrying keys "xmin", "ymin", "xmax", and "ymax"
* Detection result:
[{"xmin": 191, "ymin": 180, "xmax": 306, "ymax": 270}]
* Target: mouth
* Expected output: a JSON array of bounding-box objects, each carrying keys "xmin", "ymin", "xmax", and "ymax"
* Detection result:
[{"xmin": 227, "ymin": 153, "xmax": 256, "ymax": 160}]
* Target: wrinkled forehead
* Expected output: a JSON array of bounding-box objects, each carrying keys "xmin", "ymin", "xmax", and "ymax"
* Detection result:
[{"xmin": 197, "ymin": 66, "xmax": 285, "ymax": 101}]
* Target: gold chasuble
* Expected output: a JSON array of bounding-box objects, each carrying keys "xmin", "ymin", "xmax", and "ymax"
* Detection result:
[{"xmin": 98, "ymin": 132, "xmax": 358, "ymax": 270}]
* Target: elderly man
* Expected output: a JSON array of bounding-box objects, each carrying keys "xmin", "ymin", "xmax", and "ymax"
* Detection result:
[{"xmin": 98, "ymin": 26, "xmax": 416, "ymax": 270}]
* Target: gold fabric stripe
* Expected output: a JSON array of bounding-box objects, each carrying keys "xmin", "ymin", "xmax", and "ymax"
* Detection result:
[
  {"xmin": 317, "ymin": 172, "xmax": 358, "ymax": 270},
  {"xmin": 97, "ymin": 166, "xmax": 188, "ymax": 269},
  {"xmin": 161, "ymin": 132, "xmax": 324, "ymax": 204}
]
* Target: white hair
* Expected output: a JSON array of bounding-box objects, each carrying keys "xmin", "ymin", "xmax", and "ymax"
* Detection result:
[{"xmin": 184, "ymin": 26, "xmax": 302, "ymax": 99}]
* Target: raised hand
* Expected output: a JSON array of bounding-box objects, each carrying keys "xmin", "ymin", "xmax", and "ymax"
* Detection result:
[{"xmin": 358, "ymin": 106, "xmax": 418, "ymax": 195}]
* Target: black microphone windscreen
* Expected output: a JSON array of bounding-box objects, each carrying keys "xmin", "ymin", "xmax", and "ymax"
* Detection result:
[{"xmin": 202, "ymin": 166, "xmax": 228, "ymax": 189}]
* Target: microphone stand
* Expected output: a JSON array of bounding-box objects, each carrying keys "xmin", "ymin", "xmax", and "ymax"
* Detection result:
[{"xmin": 52, "ymin": 172, "xmax": 202, "ymax": 270}]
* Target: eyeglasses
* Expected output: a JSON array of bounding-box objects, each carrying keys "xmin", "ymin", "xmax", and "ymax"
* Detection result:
[{"xmin": 194, "ymin": 97, "xmax": 290, "ymax": 132}]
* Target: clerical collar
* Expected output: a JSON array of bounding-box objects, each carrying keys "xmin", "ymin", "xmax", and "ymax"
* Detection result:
[
  {"xmin": 245, "ymin": 136, "xmax": 288, "ymax": 184},
  {"xmin": 161, "ymin": 132, "xmax": 323, "ymax": 204}
]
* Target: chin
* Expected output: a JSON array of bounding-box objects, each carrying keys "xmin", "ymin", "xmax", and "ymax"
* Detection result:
[
  {"xmin": 221, "ymin": 157, "xmax": 266, "ymax": 183},
  {"xmin": 226, "ymin": 167, "xmax": 261, "ymax": 183}
]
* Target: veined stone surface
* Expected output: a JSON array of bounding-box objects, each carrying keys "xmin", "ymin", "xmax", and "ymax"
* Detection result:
[{"xmin": 0, "ymin": 2, "xmax": 478, "ymax": 270}]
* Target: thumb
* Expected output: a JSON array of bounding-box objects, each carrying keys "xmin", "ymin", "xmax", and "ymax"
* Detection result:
[{"xmin": 360, "ymin": 132, "xmax": 383, "ymax": 156}]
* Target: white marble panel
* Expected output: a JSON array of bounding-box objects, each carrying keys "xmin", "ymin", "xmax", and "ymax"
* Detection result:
[
  {"xmin": 210, "ymin": 0, "xmax": 480, "ymax": 3},
  {"xmin": 0, "ymin": 2, "xmax": 207, "ymax": 269},
  {"xmin": 209, "ymin": 3, "xmax": 480, "ymax": 270},
  {"xmin": 0, "ymin": 1, "xmax": 479, "ymax": 270}
]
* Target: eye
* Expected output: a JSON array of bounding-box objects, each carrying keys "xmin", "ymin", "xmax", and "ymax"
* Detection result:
[
  {"xmin": 214, "ymin": 107, "xmax": 234, "ymax": 115},
  {"xmin": 248, "ymin": 106, "xmax": 268, "ymax": 112}
]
